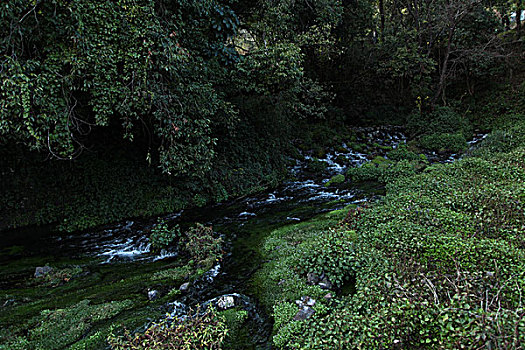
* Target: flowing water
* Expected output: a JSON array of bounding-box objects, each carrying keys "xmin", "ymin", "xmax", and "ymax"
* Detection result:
[{"xmin": 0, "ymin": 127, "xmax": 487, "ymax": 348}]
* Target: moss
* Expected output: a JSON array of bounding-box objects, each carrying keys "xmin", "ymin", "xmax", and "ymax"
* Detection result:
[
  {"xmin": 371, "ymin": 156, "xmax": 388, "ymax": 165},
  {"xmin": 324, "ymin": 174, "xmax": 346, "ymax": 187},
  {"xmin": 3, "ymin": 300, "xmax": 133, "ymax": 350},
  {"xmin": 221, "ymin": 308, "xmax": 249, "ymax": 349}
]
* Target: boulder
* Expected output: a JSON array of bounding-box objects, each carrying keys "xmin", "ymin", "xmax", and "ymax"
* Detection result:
[
  {"xmin": 34, "ymin": 266, "xmax": 53, "ymax": 278},
  {"xmin": 179, "ymin": 282, "xmax": 190, "ymax": 292},
  {"xmin": 216, "ymin": 295, "xmax": 235, "ymax": 310},
  {"xmin": 319, "ymin": 275, "xmax": 333, "ymax": 290},
  {"xmin": 307, "ymin": 272, "xmax": 319, "ymax": 285},
  {"xmin": 148, "ymin": 290, "xmax": 159, "ymax": 301},
  {"xmin": 296, "ymin": 296, "xmax": 316, "ymax": 308},
  {"xmin": 293, "ymin": 306, "xmax": 315, "ymax": 321}
]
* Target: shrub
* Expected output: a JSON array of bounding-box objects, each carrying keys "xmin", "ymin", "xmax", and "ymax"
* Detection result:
[
  {"xmin": 296, "ymin": 229, "xmax": 357, "ymax": 287},
  {"xmin": 185, "ymin": 223, "xmax": 223, "ymax": 265},
  {"xmin": 108, "ymin": 307, "xmax": 228, "ymax": 350},
  {"xmin": 418, "ymin": 132, "xmax": 468, "ymax": 153},
  {"xmin": 407, "ymin": 106, "xmax": 471, "ymax": 138},
  {"xmin": 149, "ymin": 219, "xmax": 181, "ymax": 252}
]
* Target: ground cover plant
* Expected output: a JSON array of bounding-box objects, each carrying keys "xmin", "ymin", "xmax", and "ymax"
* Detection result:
[{"xmin": 256, "ymin": 118, "xmax": 525, "ymax": 348}]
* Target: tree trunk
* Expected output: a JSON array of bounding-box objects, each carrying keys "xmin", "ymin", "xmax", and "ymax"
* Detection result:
[
  {"xmin": 379, "ymin": 0, "xmax": 385, "ymax": 39},
  {"xmin": 517, "ymin": 0, "xmax": 522, "ymax": 36},
  {"xmin": 432, "ymin": 25, "xmax": 455, "ymax": 105}
]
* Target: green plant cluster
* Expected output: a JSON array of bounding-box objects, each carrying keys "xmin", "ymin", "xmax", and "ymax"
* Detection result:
[
  {"xmin": 324, "ymin": 174, "xmax": 346, "ymax": 187},
  {"xmin": 149, "ymin": 219, "xmax": 181, "ymax": 252},
  {"xmin": 184, "ymin": 223, "xmax": 223, "ymax": 267},
  {"xmin": 347, "ymin": 158, "xmax": 419, "ymax": 184},
  {"xmin": 347, "ymin": 144, "xmax": 432, "ymax": 184},
  {"xmin": 3, "ymin": 300, "xmax": 132, "ymax": 350},
  {"xmin": 35, "ymin": 266, "xmax": 83, "ymax": 287},
  {"xmin": 407, "ymin": 106, "xmax": 471, "ymax": 152},
  {"xmin": 257, "ymin": 119, "xmax": 525, "ymax": 348},
  {"xmin": 108, "ymin": 306, "xmax": 228, "ymax": 350}
]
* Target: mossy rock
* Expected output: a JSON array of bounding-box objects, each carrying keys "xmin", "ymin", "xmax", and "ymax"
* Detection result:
[
  {"xmin": 324, "ymin": 174, "xmax": 346, "ymax": 187},
  {"xmin": 418, "ymin": 133, "xmax": 467, "ymax": 153},
  {"xmin": 335, "ymin": 155, "xmax": 348, "ymax": 165},
  {"xmin": 371, "ymin": 156, "xmax": 388, "ymax": 165},
  {"xmin": 306, "ymin": 158, "xmax": 328, "ymax": 173},
  {"xmin": 315, "ymin": 148, "xmax": 327, "ymax": 159},
  {"xmin": 350, "ymin": 143, "xmax": 366, "ymax": 153},
  {"xmin": 378, "ymin": 145, "xmax": 393, "ymax": 151}
]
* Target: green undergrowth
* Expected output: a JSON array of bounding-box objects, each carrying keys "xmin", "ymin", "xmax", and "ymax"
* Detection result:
[
  {"xmin": 0, "ymin": 252, "xmax": 215, "ymax": 350},
  {"xmin": 107, "ymin": 306, "xmax": 249, "ymax": 350},
  {"xmin": 406, "ymin": 106, "xmax": 471, "ymax": 153},
  {"xmin": 257, "ymin": 119, "xmax": 525, "ymax": 348},
  {"xmin": 0, "ymin": 138, "xmax": 287, "ymax": 232},
  {"xmin": 347, "ymin": 144, "xmax": 428, "ymax": 184}
]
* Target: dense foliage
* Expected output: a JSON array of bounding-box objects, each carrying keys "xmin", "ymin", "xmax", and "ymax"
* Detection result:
[
  {"xmin": 256, "ymin": 116, "xmax": 525, "ymax": 348},
  {"xmin": 1, "ymin": 0, "xmax": 525, "ymax": 348},
  {"xmin": 1, "ymin": 0, "xmax": 523, "ymax": 231},
  {"xmin": 108, "ymin": 307, "xmax": 228, "ymax": 350}
]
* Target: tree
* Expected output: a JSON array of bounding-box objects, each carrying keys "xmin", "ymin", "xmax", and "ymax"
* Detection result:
[{"xmin": 0, "ymin": 0, "xmax": 240, "ymax": 176}]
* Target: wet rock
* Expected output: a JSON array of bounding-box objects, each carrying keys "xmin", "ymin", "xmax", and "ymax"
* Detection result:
[
  {"xmin": 167, "ymin": 301, "xmax": 187, "ymax": 319},
  {"xmin": 34, "ymin": 266, "xmax": 53, "ymax": 278},
  {"xmin": 293, "ymin": 306, "xmax": 315, "ymax": 321},
  {"xmin": 216, "ymin": 295, "xmax": 235, "ymax": 310},
  {"xmin": 296, "ymin": 296, "xmax": 316, "ymax": 308},
  {"xmin": 148, "ymin": 290, "xmax": 159, "ymax": 300},
  {"xmin": 179, "ymin": 282, "xmax": 190, "ymax": 292},
  {"xmin": 319, "ymin": 275, "xmax": 333, "ymax": 290},
  {"xmin": 307, "ymin": 272, "xmax": 319, "ymax": 285},
  {"xmin": 3, "ymin": 299, "xmax": 15, "ymax": 307}
]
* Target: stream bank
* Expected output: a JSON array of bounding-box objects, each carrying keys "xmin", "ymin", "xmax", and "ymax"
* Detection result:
[{"xmin": 0, "ymin": 126, "xmax": 488, "ymax": 349}]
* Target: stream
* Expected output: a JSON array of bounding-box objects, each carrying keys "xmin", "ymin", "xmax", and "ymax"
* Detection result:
[{"xmin": 0, "ymin": 127, "xmax": 487, "ymax": 349}]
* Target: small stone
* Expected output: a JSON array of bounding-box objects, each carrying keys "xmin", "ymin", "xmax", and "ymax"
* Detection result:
[
  {"xmin": 293, "ymin": 306, "xmax": 315, "ymax": 321},
  {"xmin": 3, "ymin": 299, "xmax": 15, "ymax": 307},
  {"xmin": 179, "ymin": 282, "xmax": 190, "ymax": 292},
  {"xmin": 318, "ymin": 276, "xmax": 333, "ymax": 290},
  {"xmin": 34, "ymin": 266, "xmax": 53, "ymax": 278},
  {"xmin": 307, "ymin": 272, "xmax": 319, "ymax": 285},
  {"xmin": 148, "ymin": 290, "xmax": 159, "ymax": 301},
  {"xmin": 216, "ymin": 295, "xmax": 235, "ymax": 310},
  {"xmin": 324, "ymin": 293, "xmax": 333, "ymax": 300},
  {"xmin": 305, "ymin": 297, "xmax": 316, "ymax": 307}
]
